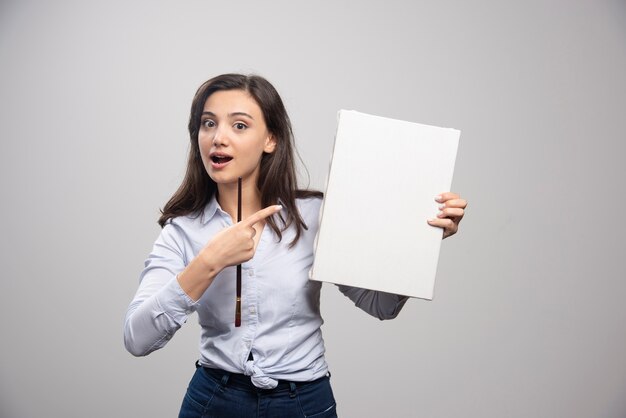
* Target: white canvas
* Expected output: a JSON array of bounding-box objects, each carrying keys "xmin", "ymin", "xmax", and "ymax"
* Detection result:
[{"xmin": 310, "ymin": 110, "xmax": 460, "ymax": 300}]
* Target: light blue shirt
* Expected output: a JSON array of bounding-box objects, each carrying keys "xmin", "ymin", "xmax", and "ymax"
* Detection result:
[{"xmin": 124, "ymin": 196, "xmax": 408, "ymax": 389}]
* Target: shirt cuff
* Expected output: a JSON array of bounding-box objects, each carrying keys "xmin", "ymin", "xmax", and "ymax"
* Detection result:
[{"xmin": 155, "ymin": 276, "xmax": 200, "ymax": 326}]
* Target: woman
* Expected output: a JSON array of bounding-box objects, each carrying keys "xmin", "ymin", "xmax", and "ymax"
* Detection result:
[{"xmin": 124, "ymin": 74, "xmax": 467, "ymax": 417}]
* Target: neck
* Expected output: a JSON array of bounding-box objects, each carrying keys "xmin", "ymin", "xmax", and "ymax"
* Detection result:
[{"xmin": 217, "ymin": 178, "xmax": 263, "ymax": 223}]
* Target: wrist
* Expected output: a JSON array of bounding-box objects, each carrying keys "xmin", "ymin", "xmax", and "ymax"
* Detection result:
[
  {"xmin": 198, "ymin": 247, "xmax": 223, "ymax": 277},
  {"xmin": 177, "ymin": 250, "xmax": 222, "ymax": 301}
]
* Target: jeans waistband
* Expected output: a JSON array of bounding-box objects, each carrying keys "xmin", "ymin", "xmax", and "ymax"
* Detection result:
[{"xmin": 196, "ymin": 361, "xmax": 328, "ymax": 393}]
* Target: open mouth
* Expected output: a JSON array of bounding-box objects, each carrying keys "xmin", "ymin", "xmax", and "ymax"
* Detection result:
[{"xmin": 210, "ymin": 155, "xmax": 233, "ymax": 164}]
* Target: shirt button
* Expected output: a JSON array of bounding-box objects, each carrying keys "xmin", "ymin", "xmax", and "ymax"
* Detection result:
[{"xmin": 249, "ymin": 306, "xmax": 256, "ymax": 314}]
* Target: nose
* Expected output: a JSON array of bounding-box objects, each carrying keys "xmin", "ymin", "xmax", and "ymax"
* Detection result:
[{"xmin": 212, "ymin": 126, "xmax": 228, "ymax": 147}]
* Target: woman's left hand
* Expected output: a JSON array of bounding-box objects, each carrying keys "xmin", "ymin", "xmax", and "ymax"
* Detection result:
[{"xmin": 427, "ymin": 192, "xmax": 467, "ymax": 239}]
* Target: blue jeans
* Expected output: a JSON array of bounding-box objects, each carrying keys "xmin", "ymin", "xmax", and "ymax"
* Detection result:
[{"xmin": 179, "ymin": 363, "xmax": 338, "ymax": 418}]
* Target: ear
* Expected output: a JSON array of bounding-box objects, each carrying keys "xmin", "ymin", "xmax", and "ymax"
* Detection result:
[{"xmin": 263, "ymin": 134, "xmax": 277, "ymax": 154}]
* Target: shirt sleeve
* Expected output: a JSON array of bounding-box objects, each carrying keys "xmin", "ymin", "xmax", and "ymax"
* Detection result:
[
  {"xmin": 124, "ymin": 222, "xmax": 199, "ymax": 356},
  {"xmin": 336, "ymin": 285, "xmax": 409, "ymax": 320}
]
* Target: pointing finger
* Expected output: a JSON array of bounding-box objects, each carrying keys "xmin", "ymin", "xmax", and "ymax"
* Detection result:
[{"xmin": 241, "ymin": 205, "xmax": 283, "ymax": 227}]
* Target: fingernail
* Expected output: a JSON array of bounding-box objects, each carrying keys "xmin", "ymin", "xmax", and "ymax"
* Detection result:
[
  {"xmin": 428, "ymin": 218, "xmax": 436, "ymax": 223},
  {"xmin": 438, "ymin": 204, "xmax": 445, "ymax": 210},
  {"xmin": 437, "ymin": 211, "xmax": 444, "ymax": 217},
  {"xmin": 435, "ymin": 195, "xmax": 442, "ymax": 201}
]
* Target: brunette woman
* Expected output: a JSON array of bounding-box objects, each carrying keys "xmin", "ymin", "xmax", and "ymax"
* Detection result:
[{"xmin": 124, "ymin": 74, "xmax": 467, "ymax": 418}]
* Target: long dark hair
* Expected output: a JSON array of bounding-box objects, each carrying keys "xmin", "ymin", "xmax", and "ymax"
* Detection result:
[{"xmin": 159, "ymin": 74, "xmax": 321, "ymax": 246}]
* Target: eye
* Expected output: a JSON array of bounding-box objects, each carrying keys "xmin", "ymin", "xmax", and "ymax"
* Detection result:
[
  {"xmin": 202, "ymin": 119, "xmax": 215, "ymax": 128},
  {"xmin": 234, "ymin": 122, "xmax": 247, "ymax": 130}
]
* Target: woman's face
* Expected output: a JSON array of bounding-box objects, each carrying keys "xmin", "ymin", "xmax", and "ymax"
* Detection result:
[{"xmin": 198, "ymin": 89, "xmax": 276, "ymax": 187}]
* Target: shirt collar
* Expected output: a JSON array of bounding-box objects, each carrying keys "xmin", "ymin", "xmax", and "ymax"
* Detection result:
[{"xmin": 201, "ymin": 195, "xmax": 221, "ymax": 225}]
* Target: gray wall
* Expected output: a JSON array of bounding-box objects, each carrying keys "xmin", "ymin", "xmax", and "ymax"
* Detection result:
[{"xmin": 1, "ymin": 1, "xmax": 625, "ymax": 417}]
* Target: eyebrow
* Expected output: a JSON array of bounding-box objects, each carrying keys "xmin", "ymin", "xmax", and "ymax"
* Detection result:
[{"xmin": 202, "ymin": 111, "xmax": 255, "ymax": 120}]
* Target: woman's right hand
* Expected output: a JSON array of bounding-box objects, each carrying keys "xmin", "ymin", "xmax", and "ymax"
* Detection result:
[
  {"xmin": 200, "ymin": 205, "xmax": 283, "ymax": 271},
  {"xmin": 177, "ymin": 205, "xmax": 282, "ymax": 301}
]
